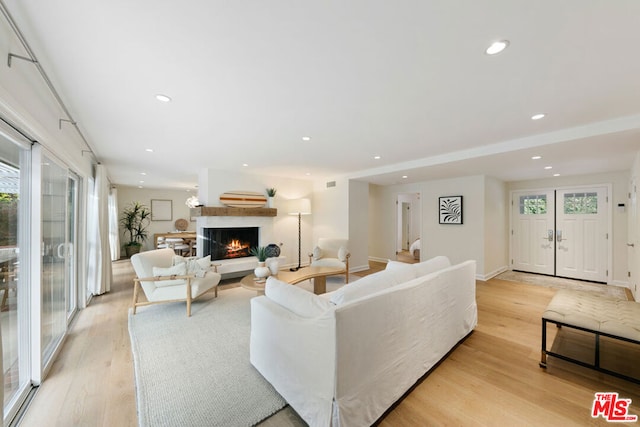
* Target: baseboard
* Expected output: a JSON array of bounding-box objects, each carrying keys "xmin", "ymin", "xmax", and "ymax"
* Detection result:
[
  {"xmin": 350, "ymin": 264, "xmax": 371, "ymax": 274},
  {"xmin": 477, "ymin": 265, "xmax": 508, "ymax": 282},
  {"xmin": 368, "ymin": 256, "xmax": 389, "ymax": 264},
  {"xmin": 609, "ymin": 280, "xmax": 629, "ymax": 288}
]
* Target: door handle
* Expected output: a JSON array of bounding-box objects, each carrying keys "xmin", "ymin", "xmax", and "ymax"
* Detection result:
[
  {"xmin": 542, "ymin": 229, "xmax": 554, "ymax": 242},
  {"xmin": 556, "ymin": 230, "xmax": 567, "ymax": 242},
  {"xmin": 628, "ymin": 243, "xmax": 635, "ymax": 247}
]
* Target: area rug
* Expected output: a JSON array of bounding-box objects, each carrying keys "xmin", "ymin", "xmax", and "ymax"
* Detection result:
[
  {"xmin": 128, "ymin": 287, "xmax": 286, "ymax": 427},
  {"xmin": 495, "ymin": 270, "xmax": 628, "ymax": 299}
]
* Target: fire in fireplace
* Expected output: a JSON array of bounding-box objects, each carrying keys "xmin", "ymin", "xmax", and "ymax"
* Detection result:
[{"xmin": 202, "ymin": 227, "xmax": 259, "ymax": 261}]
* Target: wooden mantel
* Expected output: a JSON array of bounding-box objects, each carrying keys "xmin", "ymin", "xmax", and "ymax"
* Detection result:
[{"xmin": 190, "ymin": 206, "xmax": 277, "ymax": 217}]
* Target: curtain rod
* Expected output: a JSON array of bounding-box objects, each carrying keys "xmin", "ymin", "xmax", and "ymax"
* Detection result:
[{"xmin": 0, "ymin": 1, "xmax": 100, "ymax": 163}]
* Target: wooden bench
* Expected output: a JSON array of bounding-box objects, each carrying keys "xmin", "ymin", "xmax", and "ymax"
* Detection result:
[{"xmin": 540, "ymin": 289, "xmax": 640, "ymax": 384}]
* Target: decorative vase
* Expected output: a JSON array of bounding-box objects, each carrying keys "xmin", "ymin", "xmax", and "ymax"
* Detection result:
[
  {"xmin": 267, "ymin": 197, "xmax": 274, "ymax": 208},
  {"xmin": 268, "ymin": 260, "xmax": 279, "ymax": 276},
  {"xmin": 254, "ymin": 262, "xmax": 270, "ymax": 279}
]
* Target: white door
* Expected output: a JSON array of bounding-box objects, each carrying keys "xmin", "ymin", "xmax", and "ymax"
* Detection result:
[
  {"xmin": 555, "ymin": 187, "xmax": 608, "ymax": 282},
  {"xmin": 628, "ymin": 178, "xmax": 639, "ymax": 298},
  {"xmin": 511, "ymin": 191, "xmax": 555, "ymax": 275}
]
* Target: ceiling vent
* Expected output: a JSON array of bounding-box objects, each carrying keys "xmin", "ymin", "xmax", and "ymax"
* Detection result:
[{"xmin": 326, "ymin": 181, "xmax": 336, "ymax": 188}]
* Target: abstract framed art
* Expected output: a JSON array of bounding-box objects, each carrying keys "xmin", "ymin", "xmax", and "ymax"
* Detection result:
[{"xmin": 439, "ymin": 196, "xmax": 463, "ymax": 224}]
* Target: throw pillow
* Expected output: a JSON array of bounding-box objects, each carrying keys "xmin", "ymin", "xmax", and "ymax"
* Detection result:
[
  {"xmin": 413, "ymin": 256, "xmax": 451, "ymax": 277},
  {"xmin": 329, "ymin": 270, "xmax": 396, "ymax": 305},
  {"xmin": 312, "ymin": 246, "xmax": 323, "ymax": 260},
  {"xmin": 152, "ymin": 263, "xmax": 187, "ymax": 286},
  {"xmin": 265, "ymin": 277, "xmax": 332, "ymax": 318},
  {"xmin": 338, "ymin": 246, "xmax": 348, "ymax": 262},
  {"xmin": 385, "ymin": 260, "xmax": 417, "ymax": 283},
  {"xmin": 173, "ymin": 255, "xmax": 211, "ymax": 278}
]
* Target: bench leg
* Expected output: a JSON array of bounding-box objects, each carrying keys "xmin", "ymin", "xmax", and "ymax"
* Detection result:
[{"xmin": 540, "ymin": 318, "xmax": 548, "ymax": 368}]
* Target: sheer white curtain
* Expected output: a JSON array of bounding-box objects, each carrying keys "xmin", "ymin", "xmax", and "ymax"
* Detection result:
[
  {"xmin": 108, "ymin": 187, "xmax": 120, "ymax": 261},
  {"xmin": 87, "ymin": 164, "xmax": 112, "ymax": 295}
]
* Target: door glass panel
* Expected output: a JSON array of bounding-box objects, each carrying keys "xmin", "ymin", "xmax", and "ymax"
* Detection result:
[
  {"xmin": 564, "ymin": 192, "xmax": 598, "ymax": 214},
  {"xmin": 41, "ymin": 155, "xmax": 67, "ymax": 366},
  {"xmin": 66, "ymin": 175, "xmax": 78, "ymax": 321},
  {"xmin": 519, "ymin": 195, "xmax": 547, "ymax": 214},
  {"xmin": 0, "ymin": 139, "xmax": 29, "ymax": 415}
]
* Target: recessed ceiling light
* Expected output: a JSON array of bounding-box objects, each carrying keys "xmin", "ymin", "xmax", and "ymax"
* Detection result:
[
  {"xmin": 485, "ymin": 40, "xmax": 509, "ymax": 55},
  {"xmin": 553, "ymin": 173, "xmax": 561, "ymax": 177},
  {"xmin": 302, "ymin": 136, "xmax": 311, "ymax": 141},
  {"xmin": 531, "ymin": 155, "xmax": 542, "ymax": 160},
  {"xmin": 305, "ymin": 172, "xmax": 311, "ymax": 176},
  {"xmin": 531, "ymin": 113, "xmax": 546, "ymax": 120},
  {"xmin": 138, "ymin": 185, "xmax": 143, "ymax": 189},
  {"xmin": 139, "ymin": 180, "xmax": 144, "ymax": 184},
  {"xmin": 140, "ymin": 172, "xmax": 147, "ymax": 176},
  {"xmin": 374, "ymin": 156, "xmax": 381, "ymax": 160},
  {"xmin": 544, "ymin": 166, "xmax": 553, "ymax": 170},
  {"xmin": 155, "ymin": 94, "xmax": 171, "ymax": 102},
  {"xmin": 402, "ymin": 175, "xmax": 408, "ymax": 179},
  {"xmin": 242, "ymin": 163, "xmax": 249, "ymax": 167}
]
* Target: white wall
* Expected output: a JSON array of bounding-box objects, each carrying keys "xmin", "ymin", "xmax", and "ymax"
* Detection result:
[
  {"xmin": 348, "ymin": 180, "xmax": 369, "ymax": 271},
  {"xmin": 117, "ymin": 186, "xmax": 198, "ymax": 252},
  {"xmin": 508, "ymin": 171, "xmax": 629, "ymax": 285},
  {"xmin": 484, "ymin": 176, "xmax": 509, "ymax": 278}
]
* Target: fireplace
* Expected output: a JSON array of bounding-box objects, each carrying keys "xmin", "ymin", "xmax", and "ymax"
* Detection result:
[{"xmin": 202, "ymin": 227, "xmax": 259, "ymax": 261}]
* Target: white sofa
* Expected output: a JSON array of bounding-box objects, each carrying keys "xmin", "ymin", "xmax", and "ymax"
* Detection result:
[{"xmin": 250, "ymin": 256, "xmax": 477, "ymax": 426}]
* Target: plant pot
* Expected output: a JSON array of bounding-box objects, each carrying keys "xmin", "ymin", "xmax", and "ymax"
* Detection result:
[
  {"xmin": 125, "ymin": 245, "xmax": 142, "ymax": 258},
  {"xmin": 254, "ymin": 262, "xmax": 270, "ymax": 279}
]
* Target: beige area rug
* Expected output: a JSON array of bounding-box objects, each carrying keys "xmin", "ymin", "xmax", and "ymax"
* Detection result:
[{"xmin": 495, "ymin": 270, "xmax": 628, "ymax": 299}]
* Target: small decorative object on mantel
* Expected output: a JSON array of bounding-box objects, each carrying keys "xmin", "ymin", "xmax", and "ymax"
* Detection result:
[
  {"xmin": 250, "ymin": 246, "xmax": 270, "ymax": 280},
  {"xmin": 220, "ymin": 190, "xmax": 267, "ymax": 208},
  {"xmin": 439, "ymin": 196, "xmax": 463, "ymax": 224},
  {"xmin": 266, "ymin": 188, "xmax": 277, "ymax": 208}
]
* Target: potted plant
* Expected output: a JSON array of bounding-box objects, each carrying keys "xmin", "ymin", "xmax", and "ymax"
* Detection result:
[
  {"xmin": 120, "ymin": 201, "xmax": 151, "ymax": 257},
  {"xmin": 250, "ymin": 246, "xmax": 270, "ymax": 279},
  {"xmin": 266, "ymin": 188, "xmax": 277, "ymax": 208}
]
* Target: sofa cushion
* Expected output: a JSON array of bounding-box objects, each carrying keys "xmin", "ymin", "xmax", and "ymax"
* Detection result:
[
  {"xmin": 152, "ymin": 262, "xmax": 187, "ymax": 287},
  {"xmin": 385, "ymin": 260, "xmax": 418, "ymax": 283},
  {"xmin": 412, "ymin": 256, "xmax": 451, "ymax": 277},
  {"xmin": 330, "ymin": 270, "xmax": 397, "ymax": 305},
  {"xmin": 265, "ymin": 277, "xmax": 333, "ymax": 318},
  {"xmin": 312, "ymin": 246, "xmax": 323, "ymax": 261}
]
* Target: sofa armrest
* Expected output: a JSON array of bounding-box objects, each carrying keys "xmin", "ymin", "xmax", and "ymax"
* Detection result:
[{"xmin": 250, "ymin": 296, "xmax": 336, "ymax": 426}]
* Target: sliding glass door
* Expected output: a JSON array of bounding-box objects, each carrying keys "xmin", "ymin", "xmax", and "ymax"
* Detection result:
[
  {"xmin": 0, "ymin": 132, "xmax": 31, "ymax": 423},
  {"xmin": 40, "ymin": 152, "xmax": 67, "ymax": 370}
]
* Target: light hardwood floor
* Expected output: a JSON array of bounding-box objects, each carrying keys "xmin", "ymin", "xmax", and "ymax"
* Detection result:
[{"xmin": 17, "ymin": 261, "xmax": 640, "ymax": 426}]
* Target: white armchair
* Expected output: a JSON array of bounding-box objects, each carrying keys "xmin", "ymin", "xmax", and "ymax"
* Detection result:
[
  {"xmin": 308, "ymin": 237, "xmax": 351, "ymax": 283},
  {"xmin": 130, "ymin": 248, "xmax": 221, "ymax": 316}
]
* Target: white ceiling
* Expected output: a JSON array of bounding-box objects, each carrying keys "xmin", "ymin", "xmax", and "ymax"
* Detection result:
[{"xmin": 4, "ymin": 0, "xmax": 640, "ymax": 189}]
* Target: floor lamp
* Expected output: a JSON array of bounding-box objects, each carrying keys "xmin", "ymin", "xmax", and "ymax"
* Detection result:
[{"xmin": 288, "ymin": 198, "xmax": 311, "ymax": 271}]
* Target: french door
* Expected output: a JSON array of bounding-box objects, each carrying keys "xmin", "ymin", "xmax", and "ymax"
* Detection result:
[{"xmin": 511, "ymin": 186, "xmax": 609, "ymax": 283}]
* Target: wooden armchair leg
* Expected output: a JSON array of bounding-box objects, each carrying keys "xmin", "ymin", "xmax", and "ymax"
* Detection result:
[{"xmin": 132, "ymin": 280, "xmax": 140, "ymax": 315}]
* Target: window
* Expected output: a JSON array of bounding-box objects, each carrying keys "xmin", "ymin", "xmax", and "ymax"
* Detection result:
[
  {"xmin": 519, "ymin": 195, "xmax": 547, "ymax": 215},
  {"xmin": 564, "ymin": 192, "xmax": 597, "ymax": 214}
]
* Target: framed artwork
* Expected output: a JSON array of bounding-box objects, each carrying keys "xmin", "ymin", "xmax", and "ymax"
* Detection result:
[
  {"xmin": 151, "ymin": 199, "xmax": 173, "ymax": 221},
  {"xmin": 439, "ymin": 196, "xmax": 463, "ymax": 224}
]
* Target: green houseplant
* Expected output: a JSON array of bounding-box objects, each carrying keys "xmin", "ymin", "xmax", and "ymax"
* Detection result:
[
  {"xmin": 120, "ymin": 201, "xmax": 151, "ymax": 257},
  {"xmin": 249, "ymin": 246, "xmax": 269, "ymax": 262}
]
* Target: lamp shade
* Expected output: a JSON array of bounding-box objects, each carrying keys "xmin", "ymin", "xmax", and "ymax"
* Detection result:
[{"xmin": 288, "ymin": 198, "xmax": 311, "ymax": 215}]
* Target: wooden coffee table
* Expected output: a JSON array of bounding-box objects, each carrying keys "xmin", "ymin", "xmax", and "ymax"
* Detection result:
[{"xmin": 240, "ymin": 265, "xmax": 346, "ymax": 295}]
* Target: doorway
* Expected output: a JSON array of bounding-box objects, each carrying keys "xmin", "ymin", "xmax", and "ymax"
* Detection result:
[
  {"xmin": 510, "ymin": 186, "xmax": 610, "ymax": 283},
  {"xmin": 396, "ymin": 193, "xmax": 421, "ymax": 263}
]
